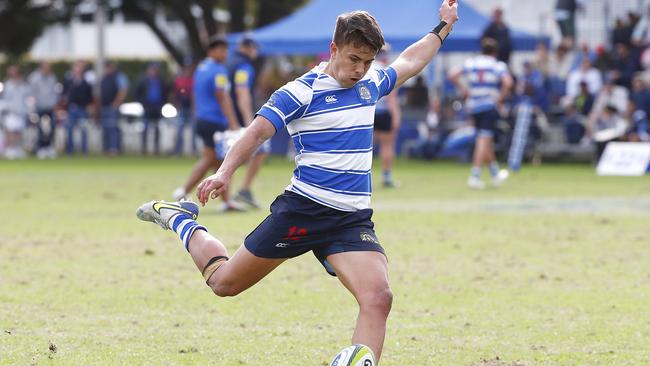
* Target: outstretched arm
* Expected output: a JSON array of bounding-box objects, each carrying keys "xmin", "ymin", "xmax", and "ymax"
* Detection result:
[
  {"xmin": 391, "ymin": 0, "xmax": 459, "ymax": 88},
  {"xmin": 196, "ymin": 116, "xmax": 275, "ymax": 205}
]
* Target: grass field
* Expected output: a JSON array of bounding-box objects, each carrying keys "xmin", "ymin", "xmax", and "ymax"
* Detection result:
[{"xmin": 1, "ymin": 156, "xmax": 649, "ymax": 365}]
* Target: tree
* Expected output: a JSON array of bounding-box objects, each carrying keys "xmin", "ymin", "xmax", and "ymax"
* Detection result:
[
  {"xmin": 0, "ymin": 0, "xmax": 307, "ymax": 66},
  {"xmin": 119, "ymin": 0, "xmax": 307, "ymax": 67},
  {"xmin": 0, "ymin": 0, "xmax": 77, "ymax": 59}
]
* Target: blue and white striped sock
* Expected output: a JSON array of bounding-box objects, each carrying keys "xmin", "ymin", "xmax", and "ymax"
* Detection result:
[{"xmin": 170, "ymin": 213, "xmax": 207, "ymax": 252}]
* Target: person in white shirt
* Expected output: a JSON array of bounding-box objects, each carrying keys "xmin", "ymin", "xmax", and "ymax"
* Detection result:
[
  {"xmin": 565, "ymin": 58, "xmax": 602, "ymax": 99},
  {"xmin": 1, "ymin": 65, "xmax": 31, "ymax": 160}
]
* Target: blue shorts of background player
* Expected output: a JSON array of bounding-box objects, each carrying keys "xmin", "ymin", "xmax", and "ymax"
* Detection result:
[{"xmin": 472, "ymin": 108, "xmax": 500, "ymax": 138}]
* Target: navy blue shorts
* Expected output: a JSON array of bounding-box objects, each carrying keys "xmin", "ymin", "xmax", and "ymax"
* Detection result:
[
  {"xmin": 374, "ymin": 111, "xmax": 392, "ymax": 132},
  {"xmin": 244, "ymin": 191, "xmax": 385, "ymax": 276},
  {"xmin": 472, "ymin": 108, "xmax": 500, "ymax": 136},
  {"xmin": 196, "ymin": 120, "xmax": 227, "ymax": 148}
]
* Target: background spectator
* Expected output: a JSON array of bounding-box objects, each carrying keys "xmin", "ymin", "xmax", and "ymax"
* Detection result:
[
  {"xmin": 481, "ymin": 8, "xmax": 512, "ymax": 64},
  {"xmin": 555, "ymin": 0, "xmax": 585, "ymax": 47},
  {"xmin": 565, "ymin": 58, "xmax": 602, "ymax": 99},
  {"xmin": 611, "ymin": 43, "xmax": 638, "ymax": 89},
  {"xmin": 632, "ymin": 6, "xmax": 650, "ymax": 49},
  {"xmin": 28, "ymin": 61, "xmax": 59, "ymax": 159},
  {"xmin": 172, "ymin": 61, "xmax": 195, "ymax": 156},
  {"xmin": 135, "ymin": 62, "xmax": 169, "ymax": 155},
  {"xmin": 1, "ymin": 65, "xmax": 31, "ymax": 159},
  {"xmin": 62, "ymin": 60, "xmax": 93, "ymax": 155},
  {"xmin": 98, "ymin": 61, "xmax": 128, "ymax": 156},
  {"xmin": 573, "ymin": 81, "xmax": 595, "ymax": 117}
]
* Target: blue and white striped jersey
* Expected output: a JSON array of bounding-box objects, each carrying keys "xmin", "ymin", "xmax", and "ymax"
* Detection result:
[
  {"xmin": 257, "ymin": 62, "xmax": 397, "ymax": 211},
  {"xmin": 462, "ymin": 55, "xmax": 509, "ymax": 114}
]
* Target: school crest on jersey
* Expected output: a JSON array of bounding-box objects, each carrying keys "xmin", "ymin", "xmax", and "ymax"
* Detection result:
[{"xmin": 355, "ymin": 81, "xmax": 373, "ymax": 105}]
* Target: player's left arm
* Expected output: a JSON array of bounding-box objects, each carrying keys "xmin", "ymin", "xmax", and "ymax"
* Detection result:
[
  {"xmin": 197, "ymin": 115, "xmax": 275, "ymax": 205},
  {"xmin": 391, "ymin": 0, "xmax": 459, "ymax": 88}
]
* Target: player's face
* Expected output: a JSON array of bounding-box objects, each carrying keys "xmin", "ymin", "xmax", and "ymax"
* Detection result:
[
  {"xmin": 210, "ymin": 46, "xmax": 229, "ymax": 63},
  {"xmin": 330, "ymin": 42, "xmax": 376, "ymax": 88}
]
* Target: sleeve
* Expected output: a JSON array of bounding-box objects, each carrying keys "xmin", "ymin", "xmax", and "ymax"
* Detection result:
[
  {"xmin": 117, "ymin": 73, "xmax": 129, "ymax": 90},
  {"xmin": 233, "ymin": 64, "xmax": 252, "ymax": 88},
  {"xmin": 256, "ymin": 81, "xmax": 307, "ymax": 132},
  {"xmin": 496, "ymin": 61, "xmax": 509, "ymax": 78},
  {"xmin": 214, "ymin": 67, "xmax": 230, "ymax": 92},
  {"xmin": 375, "ymin": 66, "xmax": 398, "ymax": 98}
]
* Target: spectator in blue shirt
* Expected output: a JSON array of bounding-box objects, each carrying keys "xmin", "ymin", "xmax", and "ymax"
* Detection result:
[{"xmin": 136, "ymin": 62, "xmax": 169, "ymax": 155}]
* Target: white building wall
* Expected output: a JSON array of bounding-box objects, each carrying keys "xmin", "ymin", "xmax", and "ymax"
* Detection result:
[{"xmin": 30, "ymin": 20, "xmax": 170, "ymax": 60}]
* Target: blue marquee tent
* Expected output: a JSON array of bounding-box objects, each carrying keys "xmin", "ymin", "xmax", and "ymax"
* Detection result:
[{"xmin": 231, "ymin": 0, "xmax": 547, "ymax": 55}]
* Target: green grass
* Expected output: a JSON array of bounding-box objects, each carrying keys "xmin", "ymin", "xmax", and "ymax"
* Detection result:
[{"xmin": 1, "ymin": 157, "xmax": 649, "ymax": 365}]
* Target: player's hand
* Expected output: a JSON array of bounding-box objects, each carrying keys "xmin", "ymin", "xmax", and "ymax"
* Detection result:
[
  {"xmin": 440, "ymin": 0, "xmax": 459, "ymax": 25},
  {"xmin": 196, "ymin": 171, "xmax": 231, "ymax": 206}
]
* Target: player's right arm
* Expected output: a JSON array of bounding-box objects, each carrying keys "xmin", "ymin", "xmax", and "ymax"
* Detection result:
[
  {"xmin": 197, "ymin": 78, "xmax": 311, "ymax": 205},
  {"xmin": 197, "ymin": 115, "xmax": 275, "ymax": 205}
]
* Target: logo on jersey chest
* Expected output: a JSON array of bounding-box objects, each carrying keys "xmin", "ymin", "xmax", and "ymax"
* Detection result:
[{"xmin": 325, "ymin": 95, "xmax": 338, "ymax": 104}]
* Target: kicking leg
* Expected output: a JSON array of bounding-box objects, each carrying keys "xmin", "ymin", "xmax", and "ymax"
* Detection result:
[
  {"xmin": 136, "ymin": 200, "xmax": 283, "ymax": 297},
  {"xmin": 326, "ymin": 251, "xmax": 392, "ymax": 362},
  {"xmin": 188, "ymin": 230, "xmax": 284, "ymax": 296}
]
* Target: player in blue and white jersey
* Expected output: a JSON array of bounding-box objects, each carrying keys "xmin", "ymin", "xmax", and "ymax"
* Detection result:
[
  {"xmin": 449, "ymin": 37, "xmax": 513, "ymax": 189},
  {"xmin": 137, "ymin": 1, "xmax": 459, "ymax": 362}
]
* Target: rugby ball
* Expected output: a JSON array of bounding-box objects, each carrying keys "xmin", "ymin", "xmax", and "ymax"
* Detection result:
[{"xmin": 329, "ymin": 344, "xmax": 375, "ymax": 366}]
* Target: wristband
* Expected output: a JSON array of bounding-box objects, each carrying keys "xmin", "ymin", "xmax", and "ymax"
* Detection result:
[{"xmin": 430, "ymin": 21, "xmax": 449, "ymax": 44}]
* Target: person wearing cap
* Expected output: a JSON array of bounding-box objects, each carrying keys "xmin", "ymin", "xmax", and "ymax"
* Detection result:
[
  {"xmin": 226, "ymin": 38, "xmax": 268, "ymax": 208},
  {"xmin": 172, "ymin": 35, "xmax": 241, "ymax": 209}
]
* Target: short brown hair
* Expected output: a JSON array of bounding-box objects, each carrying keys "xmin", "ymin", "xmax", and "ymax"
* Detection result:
[
  {"xmin": 481, "ymin": 37, "xmax": 499, "ymax": 56},
  {"xmin": 333, "ymin": 11, "xmax": 385, "ymax": 53}
]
